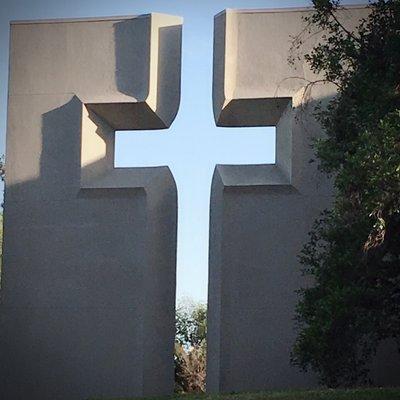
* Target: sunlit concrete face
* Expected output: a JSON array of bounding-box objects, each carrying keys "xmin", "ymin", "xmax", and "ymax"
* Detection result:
[
  {"xmin": 207, "ymin": 6, "xmax": 400, "ymax": 393},
  {"xmin": 1, "ymin": 14, "xmax": 182, "ymax": 400}
]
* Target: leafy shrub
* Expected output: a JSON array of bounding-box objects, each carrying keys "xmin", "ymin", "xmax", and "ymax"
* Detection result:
[
  {"xmin": 291, "ymin": 0, "xmax": 400, "ymax": 387},
  {"xmin": 174, "ymin": 298, "xmax": 207, "ymax": 393}
]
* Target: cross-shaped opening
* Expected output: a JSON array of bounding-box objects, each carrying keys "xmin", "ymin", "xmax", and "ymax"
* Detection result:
[
  {"xmin": 80, "ymin": 106, "xmax": 278, "ymax": 303},
  {"xmin": 79, "ymin": 8, "xmax": 294, "ymax": 304},
  {"xmin": 114, "ymin": 126, "xmax": 277, "ymax": 302},
  {"xmin": 81, "ymin": 95, "xmax": 291, "ymax": 307}
]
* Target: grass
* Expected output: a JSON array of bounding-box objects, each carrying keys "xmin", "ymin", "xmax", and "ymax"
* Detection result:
[{"xmin": 93, "ymin": 388, "xmax": 400, "ymax": 400}]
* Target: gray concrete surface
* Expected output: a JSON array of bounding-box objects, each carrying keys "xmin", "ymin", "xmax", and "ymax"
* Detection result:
[
  {"xmin": 207, "ymin": 6, "xmax": 400, "ymax": 393},
  {"xmin": 0, "ymin": 13, "xmax": 182, "ymax": 400}
]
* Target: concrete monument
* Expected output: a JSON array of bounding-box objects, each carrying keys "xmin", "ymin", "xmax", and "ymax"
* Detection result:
[
  {"xmin": 207, "ymin": 6, "xmax": 399, "ymax": 393},
  {"xmin": 0, "ymin": 13, "xmax": 182, "ymax": 400}
]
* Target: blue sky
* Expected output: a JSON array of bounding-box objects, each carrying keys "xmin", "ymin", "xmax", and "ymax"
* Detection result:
[{"xmin": 0, "ymin": 0, "xmax": 365, "ymax": 302}]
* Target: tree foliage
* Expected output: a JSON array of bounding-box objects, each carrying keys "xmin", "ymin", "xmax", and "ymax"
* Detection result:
[
  {"xmin": 291, "ymin": 0, "xmax": 400, "ymax": 387},
  {"xmin": 175, "ymin": 299, "xmax": 207, "ymax": 393},
  {"xmin": 176, "ymin": 299, "xmax": 207, "ymax": 349}
]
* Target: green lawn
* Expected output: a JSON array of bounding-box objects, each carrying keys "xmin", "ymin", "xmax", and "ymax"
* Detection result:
[{"xmin": 94, "ymin": 388, "xmax": 400, "ymax": 400}]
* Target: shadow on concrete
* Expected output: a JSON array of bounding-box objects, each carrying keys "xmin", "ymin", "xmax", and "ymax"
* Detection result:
[
  {"xmin": 114, "ymin": 18, "xmax": 150, "ymax": 101},
  {"xmin": 0, "ymin": 95, "xmax": 177, "ymax": 399}
]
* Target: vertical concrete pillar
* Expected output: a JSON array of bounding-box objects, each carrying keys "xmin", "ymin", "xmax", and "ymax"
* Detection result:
[
  {"xmin": 206, "ymin": 7, "xmax": 390, "ymax": 393},
  {"xmin": 0, "ymin": 14, "xmax": 182, "ymax": 400}
]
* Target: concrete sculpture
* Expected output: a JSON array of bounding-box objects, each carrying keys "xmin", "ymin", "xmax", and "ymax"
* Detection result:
[
  {"xmin": 207, "ymin": 6, "xmax": 399, "ymax": 393},
  {"xmin": 0, "ymin": 13, "xmax": 182, "ymax": 400}
]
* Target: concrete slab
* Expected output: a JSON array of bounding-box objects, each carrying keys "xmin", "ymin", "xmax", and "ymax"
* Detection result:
[
  {"xmin": 207, "ymin": 6, "xmax": 399, "ymax": 393},
  {"xmin": 1, "ymin": 13, "xmax": 182, "ymax": 400}
]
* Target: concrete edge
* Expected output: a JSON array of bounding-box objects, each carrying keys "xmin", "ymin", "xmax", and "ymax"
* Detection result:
[
  {"xmin": 10, "ymin": 13, "xmax": 182, "ymax": 25},
  {"xmin": 214, "ymin": 4, "xmax": 368, "ymax": 18}
]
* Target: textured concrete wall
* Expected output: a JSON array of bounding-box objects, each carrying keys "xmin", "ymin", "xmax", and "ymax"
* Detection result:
[
  {"xmin": 0, "ymin": 14, "xmax": 182, "ymax": 400},
  {"xmin": 207, "ymin": 7, "xmax": 400, "ymax": 393}
]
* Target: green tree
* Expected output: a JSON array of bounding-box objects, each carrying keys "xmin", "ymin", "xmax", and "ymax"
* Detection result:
[
  {"xmin": 176, "ymin": 299, "xmax": 207, "ymax": 348},
  {"xmin": 175, "ymin": 299, "xmax": 207, "ymax": 393},
  {"xmin": 291, "ymin": 0, "xmax": 400, "ymax": 387}
]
